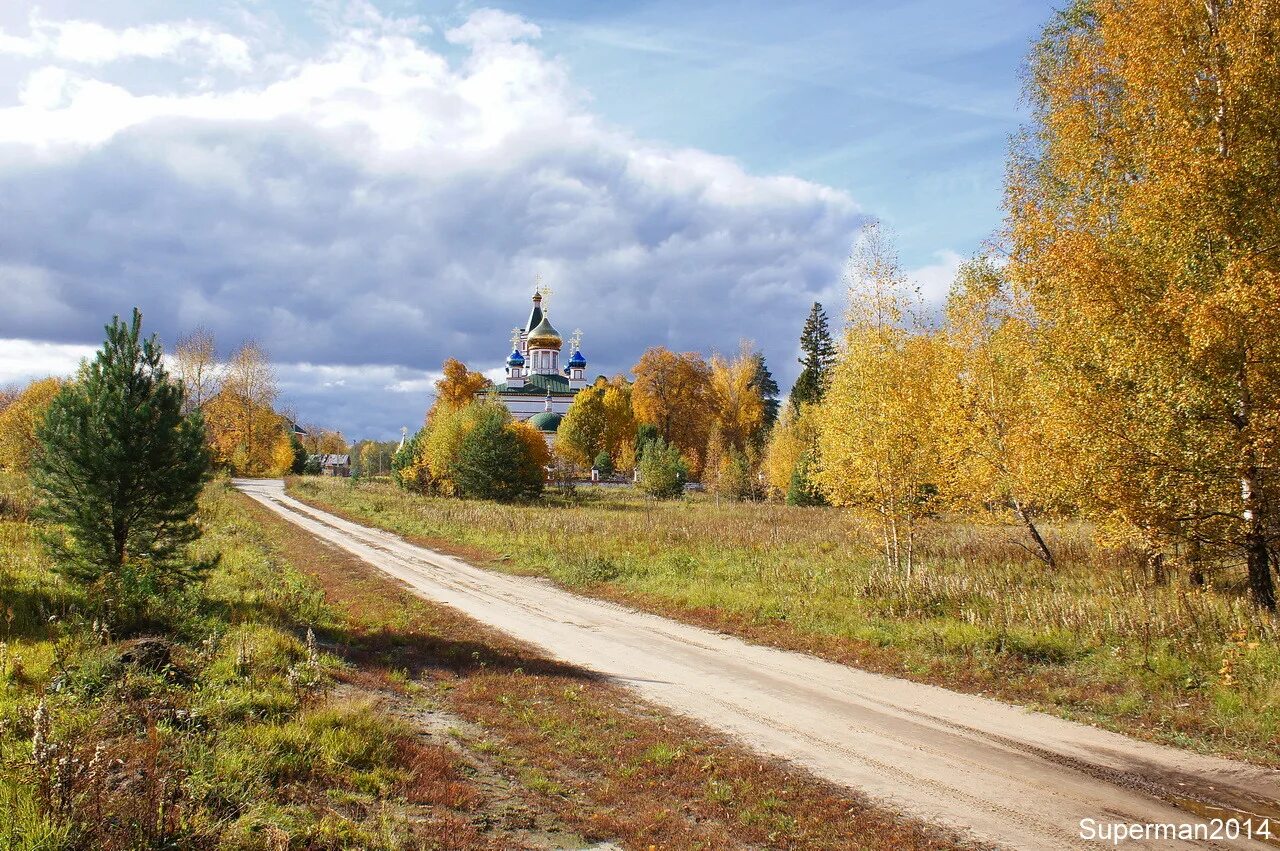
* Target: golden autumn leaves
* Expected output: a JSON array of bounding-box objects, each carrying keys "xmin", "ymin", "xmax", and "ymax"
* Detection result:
[{"xmin": 796, "ymin": 0, "xmax": 1280, "ymax": 608}]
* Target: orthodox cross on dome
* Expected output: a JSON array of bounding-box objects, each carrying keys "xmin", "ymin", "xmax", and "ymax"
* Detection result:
[
  {"xmin": 535, "ymin": 278, "xmax": 554, "ymax": 312},
  {"xmin": 569, "ymin": 329, "xmax": 583, "ymax": 352},
  {"xmin": 510, "ymin": 328, "xmax": 523, "ymax": 350}
]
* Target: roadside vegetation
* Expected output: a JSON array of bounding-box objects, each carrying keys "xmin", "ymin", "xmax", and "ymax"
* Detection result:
[
  {"xmin": 290, "ymin": 477, "xmax": 1280, "ymax": 766},
  {"xmin": 0, "ymin": 314, "xmax": 968, "ymax": 849},
  {"xmin": 0, "ymin": 469, "xmax": 492, "ymax": 849}
]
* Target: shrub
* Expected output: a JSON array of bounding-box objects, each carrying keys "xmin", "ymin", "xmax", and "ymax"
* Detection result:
[
  {"xmin": 637, "ymin": 438, "xmax": 686, "ymax": 499},
  {"xmin": 391, "ymin": 428, "xmax": 432, "ymax": 492},
  {"xmin": 593, "ymin": 450, "xmax": 614, "ymax": 477},
  {"xmin": 715, "ymin": 448, "xmax": 754, "ymax": 501},
  {"xmin": 452, "ymin": 408, "xmax": 543, "ymax": 502},
  {"xmin": 786, "ymin": 452, "xmax": 826, "ymax": 506}
]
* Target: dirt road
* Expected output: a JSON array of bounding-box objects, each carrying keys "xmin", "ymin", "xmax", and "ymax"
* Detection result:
[{"xmin": 236, "ymin": 479, "xmax": 1279, "ymax": 850}]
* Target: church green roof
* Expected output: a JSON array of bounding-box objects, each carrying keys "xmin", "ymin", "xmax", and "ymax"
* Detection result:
[
  {"xmin": 528, "ymin": 411, "xmax": 563, "ymax": 432},
  {"xmin": 493, "ymin": 373, "xmax": 576, "ymax": 395}
]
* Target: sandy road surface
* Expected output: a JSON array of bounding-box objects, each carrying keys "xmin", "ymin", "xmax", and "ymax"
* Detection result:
[{"xmin": 236, "ymin": 479, "xmax": 1280, "ymax": 850}]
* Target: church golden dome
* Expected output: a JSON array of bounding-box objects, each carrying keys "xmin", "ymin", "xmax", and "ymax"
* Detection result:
[{"xmin": 526, "ymin": 314, "xmax": 562, "ymax": 351}]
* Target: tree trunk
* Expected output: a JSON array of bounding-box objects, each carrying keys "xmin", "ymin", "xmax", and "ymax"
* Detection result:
[
  {"xmin": 1244, "ymin": 529, "xmax": 1274, "ymax": 611},
  {"xmin": 1241, "ymin": 469, "xmax": 1277, "ymax": 610},
  {"xmin": 1148, "ymin": 549, "xmax": 1167, "ymax": 586},
  {"xmin": 1186, "ymin": 536, "xmax": 1205, "ymax": 587},
  {"xmin": 1013, "ymin": 499, "xmax": 1056, "ymax": 569}
]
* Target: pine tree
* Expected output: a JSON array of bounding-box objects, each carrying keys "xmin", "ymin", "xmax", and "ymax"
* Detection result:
[
  {"xmin": 790, "ymin": 303, "xmax": 835, "ymax": 410},
  {"xmin": 33, "ymin": 310, "xmax": 210, "ymax": 610}
]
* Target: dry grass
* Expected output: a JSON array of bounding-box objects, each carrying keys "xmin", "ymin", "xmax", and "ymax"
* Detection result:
[
  {"xmin": 249, "ymin": 489, "xmax": 976, "ymax": 850},
  {"xmin": 289, "ymin": 477, "xmax": 1280, "ymax": 766}
]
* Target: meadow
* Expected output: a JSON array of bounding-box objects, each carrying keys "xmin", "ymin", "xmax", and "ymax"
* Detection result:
[
  {"xmin": 0, "ymin": 470, "xmax": 964, "ymax": 850},
  {"xmin": 290, "ymin": 477, "xmax": 1280, "ymax": 766},
  {"xmin": 0, "ymin": 472, "xmax": 471, "ymax": 850}
]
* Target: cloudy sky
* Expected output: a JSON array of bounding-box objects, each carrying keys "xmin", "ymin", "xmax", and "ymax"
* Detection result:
[{"xmin": 0, "ymin": 0, "xmax": 1051, "ymax": 439}]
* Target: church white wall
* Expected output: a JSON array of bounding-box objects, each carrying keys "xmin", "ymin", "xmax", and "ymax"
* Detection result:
[{"xmin": 499, "ymin": 395, "xmax": 573, "ymax": 418}]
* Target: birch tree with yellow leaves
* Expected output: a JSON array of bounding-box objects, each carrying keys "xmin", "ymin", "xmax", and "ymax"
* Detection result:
[
  {"xmin": 940, "ymin": 257, "xmax": 1072, "ymax": 568},
  {"xmin": 814, "ymin": 224, "xmax": 946, "ymax": 575},
  {"xmin": 1008, "ymin": 0, "xmax": 1280, "ymax": 607},
  {"xmin": 708, "ymin": 344, "xmax": 765, "ymax": 453}
]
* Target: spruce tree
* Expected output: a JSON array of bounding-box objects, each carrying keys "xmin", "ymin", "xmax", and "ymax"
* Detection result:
[
  {"xmin": 33, "ymin": 310, "xmax": 209, "ymax": 602},
  {"xmin": 452, "ymin": 409, "xmax": 543, "ymax": 501},
  {"xmin": 749, "ymin": 352, "xmax": 781, "ymax": 431},
  {"xmin": 790, "ymin": 302, "xmax": 836, "ymax": 410}
]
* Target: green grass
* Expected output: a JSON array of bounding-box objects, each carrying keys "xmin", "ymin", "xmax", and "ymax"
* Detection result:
[
  {"xmin": 289, "ymin": 476, "xmax": 1280, "ymax": 765},
  {"xmin": 0, "ymin": 473, "xmax": 432, "ymax": 850}
]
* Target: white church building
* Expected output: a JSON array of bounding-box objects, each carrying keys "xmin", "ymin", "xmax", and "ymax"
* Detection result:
[{"xmin": 488, "ymin": 290, "xmax": 589, "ymax": 441}]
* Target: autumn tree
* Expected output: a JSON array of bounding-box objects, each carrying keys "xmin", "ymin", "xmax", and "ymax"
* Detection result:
[
  {"xmin": 302, "ymin": 429, "xmax": 349, "ymax": 456},
  {"xmin": 0, "ymin": 378, "xmax": 63, "ymax": 471},
  {"xmin": 631, "ymin": 347, "xmax": 712, "ymax": 475},
  {"xmin": 416, "ymin": 399, "xmax": 509, "ymax": 496},
  {"xmin": 174, "ymin": 327, "xmax": 220, "ymax": 414},
  {"xmin": 600, "ymin": 376, "xmax": 637, "ymax": 469},
  {"xmin": 939, "ymin": 258, "xmax": 1069, "ymax": 567},
  {"xmin": 814, "ymin": 224, "xmax": 944, "ymax": 575},
  {"xmin": 510, "ymin": 419, "xmax": 553, "ymax": 472},
  {"xmin": 453, "ymin": 406, "xmax": 544, "ymax": 502},
  {"xmin": 556, "ymin": 381, "xmax": 608, "ymax": 467},
  {"xmin": 762, "ymin": 403, "xmax": 822, "ymax": 503},
  {"xmin": 432, "ymin": 358, "xmax": 492, "ymax": 416},
  {"xmin": 203, "ymin": 341, "xmax": 291, "ymax": 475},
  {"xmin": 789, "ymin": 302, "xmax": 836, "ymax": 410},
  {"xmin": 708, "ymin": 344, "xmax": 766, "ymax": 453},
  {"xmin": 1008, "ymin": 0, "xmax": 1280, "ymax": 607}
]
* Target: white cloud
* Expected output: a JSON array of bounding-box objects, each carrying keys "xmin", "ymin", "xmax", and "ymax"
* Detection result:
[
  {"xmin": 0, "ymin": 339, "xmax": 94, "ymax": 386},
  {"xmin": 910, "ymin": 249, "xmax": 965, "ymax": 307},
  {"xmin": 0, "ymin": 13, "xmax": 251, "ymax": 70},
  {"xmin": 0, "ymin": 5, "xmax": 866, "ymax": 438},
  {"xmin": 445, "ymin": 9, "xmax": 541, "ymax": 46}
]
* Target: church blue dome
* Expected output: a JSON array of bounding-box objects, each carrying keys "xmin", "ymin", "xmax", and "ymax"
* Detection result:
[
  {"xmin": 567, "ymin": 349, "xmax": 586, "ymax": 368},
  {"xmin": 506, "ymin": 349, "xmax": 525, "ymax": 366}
]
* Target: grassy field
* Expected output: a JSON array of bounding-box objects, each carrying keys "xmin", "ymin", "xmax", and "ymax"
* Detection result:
[
  {"xmin": 289, "ymin": 477, "xmax": 1280, "ymax": 767},
  {"xmin": 0, "ymin": 471, "xmax": 967, "ymax": 850}
]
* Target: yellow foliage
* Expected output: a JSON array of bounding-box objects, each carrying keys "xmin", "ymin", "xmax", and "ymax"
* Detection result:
[
  {"xmin": 418, "ymin": 400, "xmax": 507, "ymax": 495},
  {"xmin": 631, "ymin": 347, "xmax": 712, "ymax": 476},
  {"xmin": 270, "ymin": 431, "xmax": 297, "ymax": 476},
  {"xmin": 708, "ymin": 344, "xmax": 764, "ymax": 453},
  {"xmin": 762, "ymin": 404, "xmax": 820, "ymax": 499},
  {"xmin": 813, "ymin": 224, "xmax": 945, "ymax": 573},
  {"xmin": 557, "ymin": 383, "xmax": 607, "ymax": 467},
  {"xmin": 432, "ymin": 358, "xmax": 492, "ymax": 417},
  {"xmin": 203, "ymin": 388, "xmax": 288, "ymax": 476},
  {"xmin": 510, "ymin": 420, "xmax": 552, "ymax": 471},
  {"xmin": 936, "ymin": 258, "xmax": 1072, "ymax": 565},
  {"xmin": 600, "ymin": 376, "xmax": 636, "ymax": 467},
  {"xmin": 1008, "ymin": 0, "xmax": 1280, "ymax": 605},
  {"xmin": 0, "ymin": 378, "xmax": 63, "ymax": 471}
]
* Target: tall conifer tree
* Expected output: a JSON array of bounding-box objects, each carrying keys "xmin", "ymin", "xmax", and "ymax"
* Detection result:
[{"xmin": 790, "ymin": 302, "xmax": 836, "ymax": 410}]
